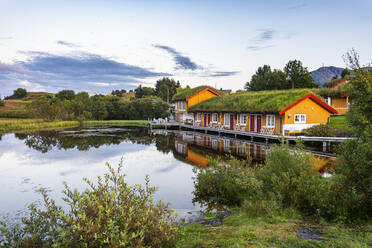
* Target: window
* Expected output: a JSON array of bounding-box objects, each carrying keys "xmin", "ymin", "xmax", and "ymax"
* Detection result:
[
  {"xmin": 177, "ymin": 143, "xmax": 186, "ymax": 154},
  {"xmin": 178, "ymin": 101, "xmax": 186, "ymax": 111},
  {"xmin": 266, "ymin": 115, "xmax": 275, "ymax": 128},
  {"xmin": 212, "ymin": 139, "xmax": 218, "ymax": 150},
  {"xmin": 224, "ymin": 113, "xmax": 230, "ymax": 126},
  {"xmin": 294, "ymin": 114, "xmax": 306, "ymax": 124},
  {"xmin": 224, "ymin": 139, "xmax": 230, "ymax": 152},
  {"xmin": 239, "ymin": 114, "xmax": 247, "ymax": 125},
  {"xmin": 325, "ymin": 97, "xmax": 331, "ymax": 106},
  {"xmin": 212, "ymin": 113, "xmax": 218, "ymax": 122},
  {"xmin": 196, "ymin": 113, "xmax": 202, "ymax": 122}
]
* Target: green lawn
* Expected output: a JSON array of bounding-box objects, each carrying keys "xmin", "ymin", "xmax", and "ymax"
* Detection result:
[
  {"xmin": 176, "ymin": 209, "xmax": 372, "ymax": 248},
  {"xmin": 329, "ymin": 115, "xmax": 352, "ymax": 133},
  {"xmin": 0, "ymin": 119, "xmax": 148, "ymax": 134}
]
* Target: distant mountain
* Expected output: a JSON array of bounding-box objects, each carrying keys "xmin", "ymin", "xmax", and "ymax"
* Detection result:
[{"xmin": 310, "ymin": 66, "xmax": 344, "ymax": 86}]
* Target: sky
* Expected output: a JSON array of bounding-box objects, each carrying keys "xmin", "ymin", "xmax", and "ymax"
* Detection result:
[{"xmin": 0, "ymin": 0, "xmax": 372, "ymax": 96}]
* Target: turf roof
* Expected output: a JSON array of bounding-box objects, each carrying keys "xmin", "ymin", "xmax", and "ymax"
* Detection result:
[
  {"xmin": 189, "ymin": 89, "xmax": 323, "ymax": 113},
  {"xmin": 172, "ymin": 85, "xmax": 222, "ymax": 101}
]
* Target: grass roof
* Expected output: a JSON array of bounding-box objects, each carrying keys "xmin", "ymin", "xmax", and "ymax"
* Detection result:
[
  {"xmin": 189, "ymin": 89, "xmax": 321, "ymax": 113},
  {"xmin": 172, "ymin": 85, "xmax": 222, "ymax": 101},
  {"xmin": 314, "ymin": 83, "xmax": 351, "ymax": 97}
]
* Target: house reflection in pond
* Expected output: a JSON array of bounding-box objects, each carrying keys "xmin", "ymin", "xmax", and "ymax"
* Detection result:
[{"xmin": 172, "ymin": 132, "xmax": 335, "ymax": 173}]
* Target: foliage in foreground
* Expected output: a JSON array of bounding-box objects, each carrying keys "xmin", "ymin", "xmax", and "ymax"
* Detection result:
[
  {"xmin": 303, "ymin": 124, "xmax": 335, "ymax": 137},
  {"xmin": 193, "ymin": 141, "xmax": 371, "ymax": 222},
  {"xmin": 0, "ymin": 160, "xmax": 179, "ymax": 248}
]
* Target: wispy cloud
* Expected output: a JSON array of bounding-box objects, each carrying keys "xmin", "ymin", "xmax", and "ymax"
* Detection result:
[
  {"xmin": 287, "ymin": 2, "xmax": 307, "ymax": 10},
  {"xmin": 246, "ymin": 29, "xmax": 276, "ymax": 51},
  {"xmin": 0, "ymin": 51, "xmax": 171, "ymax": 95},
  {"xmin": 0, "ymin": 36, "xmax": 13, "ymax": 40},
  {"xmin": 154, "ymin": 44, "xmax": 201, "ymax": 71},
  {"xmin": 154, "ymin": 44, "xmax": 239, "ymax": 77},
  {"xmin": 56, "ymin": 40, "xmax": 79, "ymax": 48}
]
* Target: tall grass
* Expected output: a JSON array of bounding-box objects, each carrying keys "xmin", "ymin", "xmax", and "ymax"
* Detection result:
[{"xmin": 0, "ymin": 119, "xmax": 149, "ymax": 134}]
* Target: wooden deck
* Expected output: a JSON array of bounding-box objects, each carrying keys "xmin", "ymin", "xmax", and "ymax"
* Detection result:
[{"xmin": 149, "ymin": 122, "xmax": 352, "ymax": 144}]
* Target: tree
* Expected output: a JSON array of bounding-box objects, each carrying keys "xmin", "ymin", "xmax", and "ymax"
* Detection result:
[
  {"xmin": 245, "ymin": 65, "xmax": 288, "ymax": 91},
  {"xmin": 6, "ymin": 88, "xmax": 27, "ymax": 99},
  {"xmin": 284, "ymin": 60, "xmax": 318, "ymax": 89},
  {"xmin": 154, "ymin": 78, "xmax": 180, "ymax": 102},
  {"xmin": 341, "ymin": 68, "xmax": 351, "ymax": 78},
  {"xmin": 111, "ymin": 89, "xmax": 127, "ymax": 97},
  {"xmin": 56, "ymin": 90, "xmax": 75, "ymax": 100},
  {"xmin": 334, "ymin": 49, "xmax": 372, "ymax": 220}
]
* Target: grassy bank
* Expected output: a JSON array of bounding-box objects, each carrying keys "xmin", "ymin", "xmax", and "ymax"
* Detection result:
[
  {"xmin": 0, "ymin": 119, "xmax": 148, "ymax": 134},
  {"xmin": 329, "ymin": 115, "xmax": 351, "ymax": 133},
  {"xmin": 176, "ymin": 209, "xmax": 372, "ymax": 248}
]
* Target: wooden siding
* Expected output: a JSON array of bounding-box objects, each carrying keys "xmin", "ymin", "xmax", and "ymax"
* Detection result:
[
  {"xmin": 330, "ymin": 97, "xmax": 350, "ymax": 114},
  {"xmin": 188, "ymin": 90, "xmax": 219, "ymax": 109},
  {"xmin": 284, "ymin": 98, "xmax": 331, "ymax": 124}
]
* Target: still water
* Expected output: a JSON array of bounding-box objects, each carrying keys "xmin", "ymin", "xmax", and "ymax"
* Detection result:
[{"xmin": 0, "ymin": 126, "xmax": 335, "ymax": 218}]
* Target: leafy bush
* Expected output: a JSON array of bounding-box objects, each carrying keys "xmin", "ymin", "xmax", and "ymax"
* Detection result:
[
  {"xmin": 304, "ymin": 124, "xmax": 335, "ymax": 137},
  {"xmin": 0, "ymin": 160, "xmax": 179, "ymax": 247},
  {"xmin": 193, "ymin": 156, "xmax": 263, "ymax": 210}
]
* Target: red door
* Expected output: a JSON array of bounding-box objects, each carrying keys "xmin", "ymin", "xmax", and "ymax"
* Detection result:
[
  {"xmin": 257, "ymin": 115, "xmax": 262, "ymax": 133},
  {"xmin": 250, "ymin": 115, "xmax": 255, "ymax": 132},
  {"xmin": 203, "ymin": 114, "xmax": 207, "ymax": 127},
  {"xmin": 230, "ymin": 114, "xmax": 234, "ymax": 130},
  {"xmin": 207, "ymin": 114, "xmax": 211, "ymax": 126}
]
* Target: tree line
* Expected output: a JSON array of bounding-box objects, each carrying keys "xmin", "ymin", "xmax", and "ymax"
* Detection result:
[{"xmin": 29, "ymin": 91, "xmax": 170, "ymax": 122}]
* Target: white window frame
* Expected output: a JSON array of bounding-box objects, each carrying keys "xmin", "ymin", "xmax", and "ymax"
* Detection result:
[
  {"xmin": 196, "ymin": 113, "xmax": 202, "ymax": 122},
  {"xmin": 266, "ymin": 115, "xmax": 275, "ymax": 128},
  {"xmin": 212, "ymin": 113, "xmax": 218, "ymax": 123},
  {"xmin": 224, "ymin": 113, "xmax": 230, "ymax": 126},
  {"xmin": 177, "ymin": 143, "xmax": 186, "ymax": 154},
  {"xmin": 239, "ymin": 114, "xmax": 247, "ymax": 126},
  {"xmin": 294, "ymin": 114, "xmax": 306, "ymax": 124},
  {"xmin": 178, "ymin": 101, "xmax": 186, "ymax": 111}
]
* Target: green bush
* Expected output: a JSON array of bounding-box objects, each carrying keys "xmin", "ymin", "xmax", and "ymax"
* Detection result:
[
  {"xmin": 0, "ymin": 110, "xmax": 32, "ymax": 118},
  {"xmin": 304, "ymin": 124, "xmax": 335, "ymax": 137},
  {"xmin": 192, "ymin": 157, "xmax": 263, "ymax": 210},
  {"xmin": 0, "ymin": 160, "xmax": 179, "ymax": 247},
  {"xmin": 0, "ymin": 100, "xmax": 4, "ymax": 107}
]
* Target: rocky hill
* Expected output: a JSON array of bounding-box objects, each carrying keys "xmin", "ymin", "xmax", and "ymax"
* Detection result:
[{"xmin": 310, "ymin": 66, "xmax": 344, "ymax": 87}]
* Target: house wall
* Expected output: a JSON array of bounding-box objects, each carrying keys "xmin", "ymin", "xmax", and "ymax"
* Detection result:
[
  {"xmin": 188, "ymin": 90, "xmax": 219, "ymax": 108},
  {"xmin": 175, "ymin": 100, "xmax": 187, "ymax": 113},
  {"xmin": 331, "ymin": 97, "xmax": 350, "ymax": 114},
  {"xmin": 284, "ymin": 98, "xmax": 331, "ymax": 125}
]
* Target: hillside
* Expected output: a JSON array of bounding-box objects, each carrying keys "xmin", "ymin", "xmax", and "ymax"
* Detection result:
[{"xmin": 311, "ymin": 66, "xmax": 344, "ymax": 86}]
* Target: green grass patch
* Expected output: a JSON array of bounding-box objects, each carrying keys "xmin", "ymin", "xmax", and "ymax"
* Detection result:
[
  {"xmin": 176, "ymin": 209, "xmax": 372, "ymax": 248},
  {"xmin": 329, "ymin": 115, "xmax": 352, "ymax": 133},
  {"xmin": 0, "ymin": 119, "xmax": 149, "ymax": 134}
]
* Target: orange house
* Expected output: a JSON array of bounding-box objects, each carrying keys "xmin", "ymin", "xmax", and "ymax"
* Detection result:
[
  {"xmin": 322, "ymin": 79, "xmax": 352, "ymax": 114},
  {"xmin": 172, "ymin": 86, "xmax": 222, "ymax": 123},
  {"xmin": 189, "ymin": 89, "xmax": 338, "ymax": 135}
]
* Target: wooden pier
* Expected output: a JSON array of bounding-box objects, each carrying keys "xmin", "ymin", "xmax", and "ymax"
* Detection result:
[{"xmin": 149, "ymin": 122, "xmax": 353, "ymax": 152}]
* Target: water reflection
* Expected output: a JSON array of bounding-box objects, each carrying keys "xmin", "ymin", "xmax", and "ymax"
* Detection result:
[{"xmin": 0, "ymin": 127, "xmax": 336, "ymax": 219}]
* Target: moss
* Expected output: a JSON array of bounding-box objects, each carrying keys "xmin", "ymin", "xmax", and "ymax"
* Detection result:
[
  {"xmin": 314, "ymin": 83, "xmax": 351, "ymax": 97},
  {"xmin": 172, "ymin": 85, "xmax": 222, "ymax": 101},
  {"xmin": 189, "ymin": 89, "xmax": 319, "ymax": 113}
]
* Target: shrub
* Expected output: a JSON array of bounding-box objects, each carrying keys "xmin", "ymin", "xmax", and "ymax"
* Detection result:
[
  {"xmin": 304, "ymin": 124, "xmax": 335, "ymax": 137},
  {"xmin": 0, "ymin": 100, "xmax": 4, "ymax": 107},
  {"xmin": 5, "ymin": 88, "xmax": 27, "ymax": 99},
  {"xmin": 192, "ymin": 156, "xmax": 263, "ymax": 210},
  {"xmin": 0, "ymin": 159, "xmax": 179, "ymax": 247}
]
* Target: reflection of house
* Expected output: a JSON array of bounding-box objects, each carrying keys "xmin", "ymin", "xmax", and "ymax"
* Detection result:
[
  {"xmin": 173, "ymin": 86, "xmax": 222, "ymax": 123},
  {"xmin": 174, "ymin": 140, "xmax": 209, "ymax": 168},
  {"xmin": 189, "ymin": 89, "xmax": 337, "ymax": 135},
  {"xmin": 317, "ymin": 79, "xmax": 351, "ymax": 114}
]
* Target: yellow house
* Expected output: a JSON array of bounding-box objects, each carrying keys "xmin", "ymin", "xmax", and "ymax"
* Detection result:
[
  {"xmin": 172, "ymin": 86, "xmax": 222, "ymax": 123},
  {"xmin": 189, "ymin": 89, "xmax": 338, "ymax": 135},
  {"xmin": 317, "ymin": 79, "xmax": 351, "ymax": 114}
]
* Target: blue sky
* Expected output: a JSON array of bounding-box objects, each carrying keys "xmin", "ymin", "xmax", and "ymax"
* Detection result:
[{"xmin": 0, "ymin": 0, "xmax": 371, "ymax": 96}]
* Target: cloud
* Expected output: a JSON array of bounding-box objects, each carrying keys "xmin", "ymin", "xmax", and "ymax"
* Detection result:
[
  {"xmin": 154, "ymin": 45, "xmax": 201, "ymax": 71},
  {"xmin": 206, "ymin": 71, "xmax": 240, "ymax": 77},
  {"xmin": 0, "ymin": 37, "xmax": 13, "ymax": 40},
  {"xmin": 56, "ymin": 40, "xmax": 79, "ymax": 48},
  {"xmin": 287, "ymin": 2, "xmax": 307, "ymax": 10},
  {"xmin": 0, "ymin": 51, "xmax": 171, "ymax": 96},
  {"xmin": 246, "ymin": 29, "xmax": 276, "ymax": 51}
]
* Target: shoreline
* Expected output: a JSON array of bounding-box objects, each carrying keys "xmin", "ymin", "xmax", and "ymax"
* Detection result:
[{"xmin": 0, "ymin": 119, "xmax": 149, "ymax": 134}]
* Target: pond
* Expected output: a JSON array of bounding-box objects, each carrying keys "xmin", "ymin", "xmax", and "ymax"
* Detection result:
[{"xmin": 0, "ymin": 126, "xmax": 336, "ymax": 220}]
